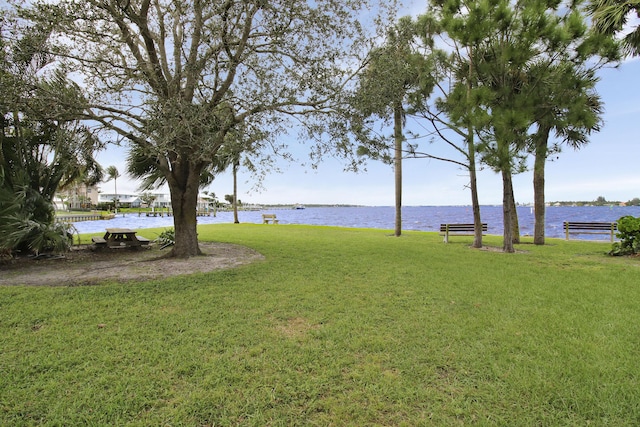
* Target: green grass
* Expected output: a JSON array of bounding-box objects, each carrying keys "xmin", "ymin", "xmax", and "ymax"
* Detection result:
[{"xmin": 2, "ymin": 224, "xmax": 639, "ymax": 425}]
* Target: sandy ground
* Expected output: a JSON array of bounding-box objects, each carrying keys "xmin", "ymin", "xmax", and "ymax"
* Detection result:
[{"xmin": 0, "ymin": 243, "xmax": 264, "ymax": 286}]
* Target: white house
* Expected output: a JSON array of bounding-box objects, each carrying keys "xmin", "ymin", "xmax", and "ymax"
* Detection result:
[
  {"xmin": 97, "ymin": 192, "xmax": 174, "ymax": 208},
  {"xmin": 99, "ymin": 193, "xmax": 141, "ymax": 207}
]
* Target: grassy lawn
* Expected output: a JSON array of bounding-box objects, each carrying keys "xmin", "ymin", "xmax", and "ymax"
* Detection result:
[{"xmin": 1, "ymin": 224, "xmax": 639, "ymax": 425}]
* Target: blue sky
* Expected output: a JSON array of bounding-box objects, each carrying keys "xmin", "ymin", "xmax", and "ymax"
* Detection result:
[{"xmin": 96, "ymin": 4, "xmax": 640, "ymax": 207}]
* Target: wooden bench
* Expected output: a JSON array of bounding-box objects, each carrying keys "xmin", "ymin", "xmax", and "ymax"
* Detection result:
[
  {"xmin": 262, "ymin": 213, "xmax": 279, "ymax": 224},
  {"xmin": 563, "ymin": 221, "xmax": 617, "ymax": 242},
  {"xmin": 440, "ymin": 223, "xmax": 487, "ymax": 243}
]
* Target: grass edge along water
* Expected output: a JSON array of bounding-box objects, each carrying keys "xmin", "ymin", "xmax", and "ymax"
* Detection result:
[
  {"xmin": 1, "ymin": 223, "xmax": 639, "ymax": 425},
  {"xmin": 70, "ymin": 204, "xmax": 640, "ymax": 241}
]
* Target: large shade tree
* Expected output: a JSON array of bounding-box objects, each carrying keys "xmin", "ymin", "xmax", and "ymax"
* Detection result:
[{"xmin": 24, "ymin": 0, "xmax": 390, "ymax": 257}]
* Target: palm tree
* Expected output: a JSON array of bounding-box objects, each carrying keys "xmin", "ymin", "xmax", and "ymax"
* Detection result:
[
  {"xmin": 0, "ymin": 26, "xmax": 102, "ymax": 255},
  {"xmin": 589, "ymin": 0, "xmax": 640, "ymax": 56},
  {"xmin": 232, "ymin": 155, "xmax": 240, "ymax": 224},
  {"xmin": 353, "ymin": 17, "xmax": 426, "ymax": 237},
  {"xmin": 105, "ymin": 165, "xmax": 120, "ymax": 212},
  {"xmin": 528, "ymin": 62, "xmax": 604, "ymax": 245}
]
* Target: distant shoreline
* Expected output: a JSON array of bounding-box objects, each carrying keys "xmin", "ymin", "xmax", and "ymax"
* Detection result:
[{"xmin": 259, "ymin": 203, "xmax": 640, "ymax": 208}]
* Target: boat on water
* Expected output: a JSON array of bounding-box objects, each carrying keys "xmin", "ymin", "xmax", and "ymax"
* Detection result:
[{"xmin": 294, "ymin": 204, "xmax": 305, "ymax": 210}]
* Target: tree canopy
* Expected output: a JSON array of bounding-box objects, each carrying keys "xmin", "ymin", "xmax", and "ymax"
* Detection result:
[
  {"xmin": 589, "ymin": 0, "xmax": 640, "ymax": 56},
  {"xmin": 424, "ymin": 0, "xmax": 617, "ymax": 252}
]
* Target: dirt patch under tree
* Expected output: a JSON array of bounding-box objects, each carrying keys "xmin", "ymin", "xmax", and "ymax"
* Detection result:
[{"xmin": 0, "ymin": 243, "xmax": 264, "ymax": 286}]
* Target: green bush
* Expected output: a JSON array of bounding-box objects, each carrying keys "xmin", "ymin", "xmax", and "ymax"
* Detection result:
[
  {"xmin": 155, "ymin": 228, "xmax": 175, "ymax": 249},
  {"xmin": 0, "ymin": 184, "xmax": 75, "ymax": 255},
  {"xmin": 610, "ymin": 215, "xmax": 640, "ymax": 256}
]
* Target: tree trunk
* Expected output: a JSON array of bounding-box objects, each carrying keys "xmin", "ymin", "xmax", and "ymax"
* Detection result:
[
  {"xmin": 167, "ymin": 169, "xmax": 202, "ymax": 258},
  {"xmin": 114, "ymin": 178, "xmax": 118, "ymax": 214},
  {"xmin": 467, "ymin": 132, "xmax": 482, "ymax": 248},
  {"xmin": 509, "ymin": 181, "xmax": 520, "ymax": 244},
  {"xmin": 466, "ymin": 50, "xmax": 482, "ymax": 248},
  {"xmin": 502, "ymin": 168, "xmax": 515, "ymax": 253},
  {"xmin": 393, "ymin": 102, "xmax": 403, "ymax": 237},
  {"xmin": 233, "ymin": 160, "xmax": 239, "ymax": 224},
  {"xmin": 533, "ymin": 126, "xmax": 551, "ymax": 245}
]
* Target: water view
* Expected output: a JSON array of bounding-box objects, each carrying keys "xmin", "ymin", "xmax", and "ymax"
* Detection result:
[{"xmin": 71, "ymin": 205, "xmax": 640, "ymax": 240}]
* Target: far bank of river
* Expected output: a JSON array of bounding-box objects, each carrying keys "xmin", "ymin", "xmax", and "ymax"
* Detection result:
[{"xmin": 71, "ymin": 205, "xmax": 640, "ymax": 241}]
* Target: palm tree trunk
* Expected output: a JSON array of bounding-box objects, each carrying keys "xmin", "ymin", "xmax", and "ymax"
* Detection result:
[
  {"xmin": 233, "ymin": 159, "xmax": 239, "ymax": 224},
  {"xmin": 114, "ymin": 177, "xmax": 118, "ymax": 213}
]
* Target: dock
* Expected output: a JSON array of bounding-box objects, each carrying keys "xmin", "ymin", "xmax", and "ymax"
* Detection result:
[
  {"xmin": 136, "ymin": 210, "xmax": 214, "ymax": 217},
  {"xmin": 139, "ymin": 211, "xmax": 172, "ymax": 217},
  {"xmin": 58, "ymin": 213, "xmax": 115, "ymax": 222}
]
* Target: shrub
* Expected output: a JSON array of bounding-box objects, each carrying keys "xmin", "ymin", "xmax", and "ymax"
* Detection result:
[
  {"xmin": 0, "ymin": 184, "xmax": 75, "ymax": 256},
  {"xmin": 155, "ymin": 228, "xmax": 175, "ymax": 249},
  {"xmin": 609, "ymin": 216, "xmax": 640, "ymax": 256},
  {"xmin": 0, "ymin": 218, "xmax": 75, "ymax": 256}
]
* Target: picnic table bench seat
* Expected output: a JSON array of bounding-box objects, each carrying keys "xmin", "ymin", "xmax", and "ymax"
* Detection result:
[
  {"xmin": 91, "ymin": 236, "xmax": 107, "ymax": 245},
  {"xmin": 439, "ymin": 223, "xmax": 487, "ymax": 243},
  {"xmin": 563, "ymin": 221, "xmax": 617, "ymax": 242},
  {"xmin": 136, "ymin": 236, "xmax": 151, "ymax": 245}
]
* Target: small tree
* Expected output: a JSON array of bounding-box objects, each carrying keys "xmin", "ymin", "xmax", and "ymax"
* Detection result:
[
  {"xmin": 105, "ymin": 165, "xmax": 120, "ymax": 212},
  {"xmin": 139, "ymin": 192, "xmax": 157, "ymax": 210},
  {"xmin": 595, "ymin": 196, "xmax": 607, "ymax": 206},
  {"xmin": 352, "ymin": 17, "xmax": 434, "ymax": 237},
  {"xmin": 413, "ymin": 13, "xmax": 486, "ymax": 248}
]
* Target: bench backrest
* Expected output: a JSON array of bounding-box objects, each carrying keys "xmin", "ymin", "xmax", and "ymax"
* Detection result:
[
  {"xmin": 440, "ymin": 223, "xmax": 487, "ymax": 232},
  {"xmin": 262, "ymin": 214, "xmax": 277, "ymax": 218},
  {"xmin": 563, "ymin": 221, "xmax": 616, "ymax": 231}
]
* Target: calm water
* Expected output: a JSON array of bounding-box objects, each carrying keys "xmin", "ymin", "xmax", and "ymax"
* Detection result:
[{"xmin": 72, "ymin": 205, "xmax": 640, "ymax": 240}]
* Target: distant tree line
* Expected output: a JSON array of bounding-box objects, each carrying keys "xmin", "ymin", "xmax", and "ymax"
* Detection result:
[{"xmin": 552, "ymin": 197, "xmax": 640, "ymax": 207}]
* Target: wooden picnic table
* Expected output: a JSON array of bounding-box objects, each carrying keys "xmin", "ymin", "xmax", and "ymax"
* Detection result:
[
  {"xmin": 104, "ymin": 228, "xmax": 141, "ymax": 248},
  {"xmin": 91, "ymin": 228, "xmax": 150, "ymax": 249}
]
